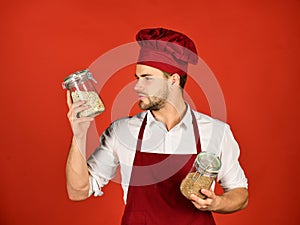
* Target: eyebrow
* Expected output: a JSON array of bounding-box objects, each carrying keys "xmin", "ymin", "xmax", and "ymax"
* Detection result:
[{"xmin": 134, "ymin": 74, "xmax": 153, "ymax": 78}]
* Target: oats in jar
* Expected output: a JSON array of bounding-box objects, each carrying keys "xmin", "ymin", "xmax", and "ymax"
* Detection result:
[
  {"xmin": 180, "ymin": 172, "xmax": 214, "ymax": 199},
  {"xmin": 71, "ymin": 90, "xmax": 105, "ymax": 117}
]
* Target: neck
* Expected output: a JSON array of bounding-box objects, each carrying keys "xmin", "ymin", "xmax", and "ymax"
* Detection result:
[{"xmin": 151, "ymin": 98, "xmax": 187, "ymax": 131}]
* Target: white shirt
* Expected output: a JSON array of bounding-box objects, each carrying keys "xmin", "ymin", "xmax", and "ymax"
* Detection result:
[{"xmin": 87, "ymin": 105, "xmax": 248, "ymax": 203}]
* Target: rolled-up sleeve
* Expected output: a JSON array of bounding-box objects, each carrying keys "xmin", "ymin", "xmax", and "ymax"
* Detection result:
[
  {"xmin": 217, "ymin": 125, "xmax": 248, "ymax": 191},
  {"xmin": 87, "ymin": 125, "xmax": 119, "ymax": 197}
]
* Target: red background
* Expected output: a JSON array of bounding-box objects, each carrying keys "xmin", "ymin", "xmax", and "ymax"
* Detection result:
[{"xmin": 1, "ymin": 0, "xmax": 299, "ymax": 224}]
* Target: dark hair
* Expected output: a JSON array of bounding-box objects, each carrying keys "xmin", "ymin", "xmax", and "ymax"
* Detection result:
[{"xmin": 162, "ymin": 71, "xmax": 187, "ymax": 89}]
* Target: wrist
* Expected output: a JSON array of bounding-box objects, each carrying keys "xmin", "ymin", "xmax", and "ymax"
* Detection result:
[
  {"xmin": 211, "ymin": 195, "xmax": 224, "ymax": 213},
  {"xmin": 72, "ymin": 136, "xmax": 87, "ymax": 155}
]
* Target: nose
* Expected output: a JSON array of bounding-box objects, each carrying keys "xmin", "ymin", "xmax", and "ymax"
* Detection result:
[{"xmin": 134, "ymin": 79, "xmax": 144, "ymax": 92}]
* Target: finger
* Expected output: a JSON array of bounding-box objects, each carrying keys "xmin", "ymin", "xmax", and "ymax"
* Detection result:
[
  {"xmin": 71, "ymin": 100, "xmax": 87, "ymax": 110},
  {"xmin": 73, "ymin": 104, "xmax": 89, "ymax": 115},
  {"xmin": 67, "ymin": 104, "xmax": 88, "ymax": 121},
  {"xmin": 200, "ymin": 189, "xmax": 215, "ymax": 199},
  {"xmin": 66, "ymin": 90, "xmax": 72, "ymax": 108},
  {"xmin": 68, "ymin": 101, "xmax": 88, "ymax": 119},
  {"xmin": 67, "ymin": 91, "xmax": 86, "ymax": 110},
  {"xmin": 190, "ymin": 194, "xmax": 203, "ymax": 202},
  {"xmin": 68, "ymin": 102, "xmax": 85, "ymax": 117},
  {"xmin": 73, "ymin": 116, "xmax": 94, "ymax": 123},
  {"xmin": 190, "ymin": 199, "xmax": 209, "ymax": 211},
  {"xmin": 70, "ymin": 116, "xmax": 94, "ymax": 130},
  {"xmin": 198, "ymin": 205, "xmax": 209, "ymax": 211}
]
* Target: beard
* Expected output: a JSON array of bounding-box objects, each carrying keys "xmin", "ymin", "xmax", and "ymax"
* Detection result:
[
  {"xmin": 137, "ymin": 79, "xmax": 170, "ymax": 111},
  {"xmin": 138, "ymin": 96, "xmax": 167, "ymax": 111},
  {"xmin": 138, "ymin": 85, "xmax": 169, "ymax": 110}
]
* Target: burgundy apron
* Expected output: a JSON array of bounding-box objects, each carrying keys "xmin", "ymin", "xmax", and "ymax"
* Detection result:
[{"xmin": 121, "ymin": 111, "xmax": 216, "ymax": 225}]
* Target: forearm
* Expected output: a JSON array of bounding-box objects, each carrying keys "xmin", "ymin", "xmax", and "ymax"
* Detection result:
[
  {"xmin": 190, "ymin": 187, "xmax": 248, "ymax": 213},
  {"xmin": 213, "ymin": 187, "xmax": 248, "ymax": 214},
  {"xmin": 66, "ymin": 136, "xmax": 90, "ymax": 201}
]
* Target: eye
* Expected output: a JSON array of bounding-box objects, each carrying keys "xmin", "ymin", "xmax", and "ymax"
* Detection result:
[{"xmin": 145, "ymin": 76, "xmax": 152, "ymax": 80}]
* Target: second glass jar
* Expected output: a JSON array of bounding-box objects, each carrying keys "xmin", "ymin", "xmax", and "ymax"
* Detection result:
[{"xmin": 180, "ymin": 151, "xmax": 222, "ymax": 199}]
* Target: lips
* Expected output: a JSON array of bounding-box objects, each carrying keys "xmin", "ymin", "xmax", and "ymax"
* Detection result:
[
  {"xmin": 138, "ymin": 96, "xmax": 147, "ymax": 101},
  {"xmin": 137, "ymin": 93, "xmax": 147, "ymax": 100}
]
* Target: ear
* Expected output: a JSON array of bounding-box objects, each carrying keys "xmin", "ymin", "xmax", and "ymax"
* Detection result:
[{"xmin": 171, "ymin": 73, "xmax": 180, "ymax": 86}]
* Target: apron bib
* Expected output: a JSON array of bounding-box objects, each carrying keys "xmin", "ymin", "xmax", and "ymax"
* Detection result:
[{"xmin": 121, "ymin": 111, "xmax": 216, "ymax": 225}]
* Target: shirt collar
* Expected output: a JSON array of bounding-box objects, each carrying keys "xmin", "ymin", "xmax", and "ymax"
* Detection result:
[{"xmin": 146, "ymin": 103, "xmax": 193, "ymax": 129}]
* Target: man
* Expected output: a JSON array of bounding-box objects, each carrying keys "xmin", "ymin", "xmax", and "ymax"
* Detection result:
[{"xmin": 66, "ymin": 28, "xmax": 248, "ymax": 225}]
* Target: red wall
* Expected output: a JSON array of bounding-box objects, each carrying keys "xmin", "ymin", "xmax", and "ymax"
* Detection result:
[{"xmin": 1, "ymin": 0, "xmax": 299, "ymax": 224}]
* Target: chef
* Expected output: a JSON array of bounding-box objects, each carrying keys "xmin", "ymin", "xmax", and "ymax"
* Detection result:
[{"xmin": 65, "ymin": 27, "xmax": 248, "ymax": 225}]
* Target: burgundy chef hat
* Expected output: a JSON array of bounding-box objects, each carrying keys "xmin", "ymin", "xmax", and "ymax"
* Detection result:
[{"xmin": 136, "ymin": 28, "xmax": 198, "ymax": 76}]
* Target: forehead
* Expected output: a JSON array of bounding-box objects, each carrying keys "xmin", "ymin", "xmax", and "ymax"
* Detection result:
[{"xmin": 135, "ymin": 64, "xmax": 165, "ymax": 77}]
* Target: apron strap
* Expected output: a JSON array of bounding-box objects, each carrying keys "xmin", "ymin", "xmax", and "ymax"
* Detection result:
[
  {"xmin": 136, "ymin": 112, "xmax": 148, "ymax": 152},
  {"xmin": 191, "ymin": 110, "xmax": 201, "ymax": 154}
]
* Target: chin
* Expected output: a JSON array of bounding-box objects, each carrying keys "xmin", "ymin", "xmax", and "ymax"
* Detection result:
[
  {"xmin": 138, "ymin": 101, "xmax": 147, "ymax": 110},
  {"xmin": 138, "ymin": 98, "xmax": 165, "ymax": 111}
]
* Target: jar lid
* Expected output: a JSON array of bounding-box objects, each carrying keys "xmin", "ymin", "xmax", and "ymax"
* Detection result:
[
  {"xmin": 62, "ymin": 69, "xmax": 95, "ymax": 89},
  {"xmin": 196, "ymin": 152, "xmax": 221, "ymax": 173}
]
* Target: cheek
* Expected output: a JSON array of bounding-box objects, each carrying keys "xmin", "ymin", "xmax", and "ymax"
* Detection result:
[
  {"xmin": 147, "ymin": 86, "xmax": 159, "ymax": 95},
  {"xmin": 147, "ymin": 79, "xmax": 168, "ymax": 94}
]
